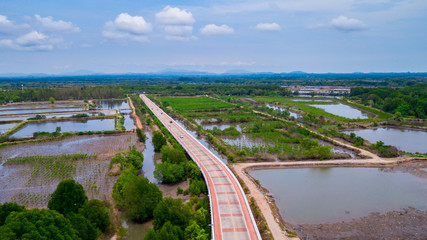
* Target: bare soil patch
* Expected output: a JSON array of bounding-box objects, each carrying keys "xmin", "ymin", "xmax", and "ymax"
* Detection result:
[{"xmin": 294, "ymin": 207, "xmax": 427, "ymax": 240}]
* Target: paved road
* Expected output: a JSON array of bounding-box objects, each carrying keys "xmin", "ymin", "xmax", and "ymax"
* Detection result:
[{"xmin": 141, "ymin": 94, "xmax": 261, "ymax": 240}]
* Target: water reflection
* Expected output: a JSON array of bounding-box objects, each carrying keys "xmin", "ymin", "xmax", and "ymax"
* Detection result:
[
  {"xmin": 250, "ymin": 164, "xmax": 427, "ymax": 224},
  {"xmin": 309, "ymin": 103, "xmax": 374, "ymax": 119},
  {"xmin": 343, "ymin": 127, "xmax": 427, "ymax": 153},
  {"xmin": 11, "ymin": 119, "xmax": 115, "ymax": 138}
]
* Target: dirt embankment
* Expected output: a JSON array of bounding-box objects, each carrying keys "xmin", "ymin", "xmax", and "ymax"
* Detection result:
[{"xmin": 127, "ymin": 97, "xmax": 142, "ymax": 129}]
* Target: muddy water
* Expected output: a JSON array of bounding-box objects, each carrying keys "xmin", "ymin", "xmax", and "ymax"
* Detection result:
[
  {"xmin": 122, "ymin": 220, "xmax": 152, "ymax": 240},
  {"xmin": 309, "ymin": 103, "xmax": 374, "ymax": 119},
  {"xmin": 344, "ymin": 127, "xmax": 427, "ymax": 154},
  {"xmin": 10, "ymin": 118, "xmax": 115, "ymax": 138},
  {"xmin": 250, "ymin": 163, "xmax": 427, "ymax": 225}
]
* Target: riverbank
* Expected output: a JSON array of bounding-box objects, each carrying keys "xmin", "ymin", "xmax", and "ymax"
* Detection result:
[{"xmin": 231, "ymin": 156, "xmax": 426, "ymax": 239}]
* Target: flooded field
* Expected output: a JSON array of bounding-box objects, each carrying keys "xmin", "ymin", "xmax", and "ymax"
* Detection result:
[
  {"xmin": 123, "ymin": 114, "xmax": 136, "ymax": 130},
  {"xmin": 309, "ymin": 103, "xmax": 375, "ymax": 119},
  {"xmin": 0, "ymin": 133, "xmax": 142, "ymax": 207},
  {"xmin": 250, "ymin": 163, "xmax": 427, "ymax": 225},
  {"xmin": 0, "ymin": 107, "xmax": 85, "ymax": 116},
  {"xmin": 265, "ymin": 104, "xmax": 301, "ymax": 118},
  {"xmin": 10, "ymin": 118, "xmax": 115, "ymax": 138},
  {"xmin": 95, "ymin": 99, "xmax": 130, "ymax": 110},
  {"xmin": 0, "ymin": 123, "xmax": 16, "ymax": 134},
  {"xmin": 344, "ymin": 127, "xmax": 427, "ymax": 153}
]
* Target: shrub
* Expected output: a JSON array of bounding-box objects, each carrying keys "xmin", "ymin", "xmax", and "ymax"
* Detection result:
[
  {"xmin": 48, "ymin": 179, "xmax": 88, "ymax": 215},
  {"xmin": 79, "ymin": 199, "xmax": 110, "ymax": 232}
]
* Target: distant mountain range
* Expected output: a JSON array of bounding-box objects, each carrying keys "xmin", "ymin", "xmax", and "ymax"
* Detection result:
[{"xmin": 0, "ymin": 69, "xmax": 426, "ymax": 78}]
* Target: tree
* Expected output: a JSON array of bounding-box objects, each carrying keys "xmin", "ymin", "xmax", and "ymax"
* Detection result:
[
  {"xmin": 113, "ymin": 168, "xmax": 138, "ymax": 207},
  {"xmin": 154, "ymin": 162, "xmax": 186, "ymax": 183},
  {"xmin": 49, "ymin": 97, "xmax": 55, "ymax": 104},
  {"xmin": 144, "ymin": 221, "xmax": 183, "ymax": 240},
  {"xmin": 48, "ymin": 179, "xmax": 88, "ymax": 215},
  {"xmin": 185, "ymin": 221, "xmax": 209, "ymax": 240},
  {"xmin": 124, "ymin": 176, "xmax": 162, "ymax": 222},
  {"xmin": 0, "ymin": 202, "xmax": 25, "ymax": 225},
  {"xmin": 152, "ymin": 131, "xmax": 166, "ymax": 151},
  {"xmin": 161, "ymin": 146, "xmax": 187, "ymax": 164},
  {"xmin": 66, "ymin": 212, "xmax": 98, "ymax": 240},
  {"xmin": 153, "ymin": 197, "xmax": 191, "ymax": 230},
  {"xmin": 0, "ymin": 208, "xmax": 80, "ymax": 240},
  {"xmin": 79, "ymin": 199, "xmax": 110, "ymax": 232}
]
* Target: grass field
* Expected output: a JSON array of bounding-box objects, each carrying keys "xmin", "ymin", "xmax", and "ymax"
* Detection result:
[{"xmin": 158, "ymin": 96, "xmax": 234, "ymax": 112}]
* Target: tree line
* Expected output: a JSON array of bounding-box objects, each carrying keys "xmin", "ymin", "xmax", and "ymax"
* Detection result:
[{"xmin": 350, "ymin": 83, "xmax": 427, "ymax": 118}]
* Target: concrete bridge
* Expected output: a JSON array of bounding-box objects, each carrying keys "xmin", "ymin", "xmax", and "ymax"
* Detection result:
[{"xmin": 141, "ymin": 94, "xmax": 261, "ymax": 240}]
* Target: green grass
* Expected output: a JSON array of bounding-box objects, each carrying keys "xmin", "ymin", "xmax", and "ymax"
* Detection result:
[{"xmin": 158, "ymin": 96, "xmax": 233, "ymax": 112}]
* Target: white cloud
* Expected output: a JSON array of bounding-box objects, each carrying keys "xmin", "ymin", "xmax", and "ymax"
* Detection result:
[
  {"xmin": 0, "ymin": 31, "xmax": 60, "ymax": 51},
  {"xmin": 330, "ymin": 15, "xmax": 367, "ymax": 31},
  {"xmin": 255, "ymin": 22, "xmax": 281, "ymax": 32},
  {"xmin": 200, "ymin": 24, "xmax": 234, "ymax": 36},
  {"xmin": 103, "ymin": 13, "xmax": 152, "ymax": 42},
  {"xmin": 0, "ymin": 15, "xmax": 28, "ymax": 33},
  {"xmin": 156, "ymin": 6, "xmax": 195, "ymax": 41},
  {"xmin": 35, "ymin": 15, "xmax": 80, "ymax": 33},
  {"xmin": 155, "ymin": 6, "xmax": 195, "ymax": 25}
]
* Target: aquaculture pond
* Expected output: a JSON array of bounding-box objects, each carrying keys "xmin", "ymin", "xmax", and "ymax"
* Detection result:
[
  {"xmin": 0, "ymin": 107, "xmax": 85, "ymax": 116},
  {"xmin": 250, "ymin": 164, "xmax": 427, "ymax": 225},
  {"xmin": 0, "ymin": 123, "xmax": 17, "ymax": 134},
  {"xmin": 123, "ymin": 114, "xmax": 136, "ymax": 130},
  {"xmin": 95, "ymin": 99, "xmax": 130, "ymax": 110},
  {"xmin": 344, "ymin": 127, "xmax": 427, "ymax": 153},
  {"xmin": 309, "ymin": 103, "xmax": 375, "ymax": 119},
  {"xmin": 10, "ymin": 118, "xmax": 115, "ymax": 138}
]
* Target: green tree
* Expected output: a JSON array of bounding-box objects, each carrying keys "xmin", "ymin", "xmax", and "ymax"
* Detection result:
[
  {"xmin": 144, "ymin": 221, "xmax": 183, "ymax": 240},
  {"xmin": 48, "ymin": 179, "xmax": 88, "ymax": 215},
  {"xmin": 153, "ymin": 197, "xmax": 191, "ymax": 230},
  {"xmin": 113, "ymin": 168, "xmax": 138, "ymax": 207},
  {"xmin": 184, "ymin": 221, "xmax": 209, "ymax": 240},
  {"xmin": 1, "ymin": 208, "xmax": 80, "ymax": 240},
  {"xmin": 79, "ymin": 199, "xmax": 110, "ymax": 232},
  {"xmin": 161, "ymin": 145, "xmax": 187, "ymax": 164},
  {"xmin": 152, "ymin": 131, "xmax": 166, "ymax": 151},
  {"xmin": 0, "ymin": 202, "xmax": 25, "ymax": 225},
  {"xmin": 154, "ymin": 162, "xmax": 186, "ymax": 183},
  {"xmin": 125, "ymin": 176, "xmax": 163, "ymax": 222},
  {"xmin": 49, "ymin": 97, "xmax": 55, "ymax": 104},
  {"xmin": 66, "ymin": 212, "xmax": 98, "ymax": 240}
]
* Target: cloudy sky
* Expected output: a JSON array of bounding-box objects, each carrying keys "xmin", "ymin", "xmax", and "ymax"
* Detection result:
[{"xmin": 0, "ymin": 0, "xmax": 426, "ymax": 74}]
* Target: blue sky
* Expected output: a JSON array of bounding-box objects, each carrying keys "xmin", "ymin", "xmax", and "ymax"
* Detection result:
[{"xmin": 0, "ymin": 0, "xmax": 426, "ymax": 74}]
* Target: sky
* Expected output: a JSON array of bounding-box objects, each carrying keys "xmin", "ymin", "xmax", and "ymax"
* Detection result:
[{"xmin": 0, "ymin": 0, "xmax": 426, "ymax": 74}]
